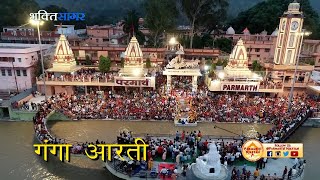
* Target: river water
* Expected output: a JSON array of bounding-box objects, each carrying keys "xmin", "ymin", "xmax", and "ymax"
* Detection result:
[{"xmin": 0, "ymin": 121, "xmax": 318, "ymax": 180}]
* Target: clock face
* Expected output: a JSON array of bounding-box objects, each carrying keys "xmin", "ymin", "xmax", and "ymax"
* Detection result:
[{"xmin": 291, "ymin": 21, "xmax": 299, "ymax": 31}]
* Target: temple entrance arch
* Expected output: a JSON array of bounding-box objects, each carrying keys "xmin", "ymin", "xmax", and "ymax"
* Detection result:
[{"xmin": 163, "ymin": 46, "xmax": 201, "ymax": 126}]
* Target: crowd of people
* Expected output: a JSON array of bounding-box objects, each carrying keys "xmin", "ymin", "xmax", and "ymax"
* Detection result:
[
  {"xmin": 45, "ymin": 68, "xmax": 117, "ymax": 83},
  {"xmin": 30, "ymin": 73, "xmax": 319, "ymax": 178}
]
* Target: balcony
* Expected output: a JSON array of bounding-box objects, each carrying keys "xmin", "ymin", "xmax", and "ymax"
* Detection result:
[{"xmin": 36, "ymin": 76, "xmax": 115, "ymax": 87}]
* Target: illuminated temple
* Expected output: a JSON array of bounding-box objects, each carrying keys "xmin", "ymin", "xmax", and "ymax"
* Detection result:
[
  {"xmin": 222, "ymin": 38, "xmax": 258, "ymax": 79},
  {"xmin": 119, "ymin": 36, "xmax": 146, "ymax": 77}
]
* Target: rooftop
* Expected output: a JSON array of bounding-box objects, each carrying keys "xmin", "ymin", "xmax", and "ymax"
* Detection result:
[{"xmin": 0, "ymin": 46, "xmax": 29, "ymax": 49}]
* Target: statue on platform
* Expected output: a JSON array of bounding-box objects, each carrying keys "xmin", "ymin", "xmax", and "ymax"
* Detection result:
[
  {"xmin": 195, "ymin": 143, "xmax": 221, "ymax": 176},
  {"xmin": 166, "ymin": 58, "xmax": 200, "ymax": 69}
]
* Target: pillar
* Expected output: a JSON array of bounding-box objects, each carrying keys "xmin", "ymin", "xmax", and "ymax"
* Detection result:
[
  {"xmin": 125, "ymin": 86, "xmax": 128, "ymax": 91},
  {"xmin": 166, "ymin": 75, "xmax": 172, "ymax": 94},
  {"xmin": 112, "ymin": 86, "xmax": 114, "ymax": 91},
  {"xmin": 85, "ymin": 86, "xmax": 87, "ymax": 94},
  {"xmin": 192, "ymin": 76, "xmax": 198, "ymax": 92}
]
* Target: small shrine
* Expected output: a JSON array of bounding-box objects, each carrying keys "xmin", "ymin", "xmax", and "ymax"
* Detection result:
[
  {"xmin": 119, "ymin": 36, "xmax": 146, "ymax": 77},
  {"xmin": 163, "ymin": 45, "xmax": 202, "ymax": 93},
  {"xmin": 47, "ymin": 34, "xmax": 80, "ymax": 73}
]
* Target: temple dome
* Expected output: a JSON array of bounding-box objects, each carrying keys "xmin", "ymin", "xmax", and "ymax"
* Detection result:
[
  {"xmin": 54, "ymin": 34, "xmax": 75, "ymax": 63},
  {"xmin": 223, "ymin": 38, "xmax": 253, "ymax": 78},
  {"xmin": 260, "ymin": 30, "xmax": 268, "ymax": 35},
  {"xmin": 271, "ymin": 28, "xmax": 279, "ymax": 36},
  {"xmin": 242, "ymin": 27, "xmax": 250, "ymax": 35},
  {"xmin": 49, "ymin": 34, "xmax": 77, "ymax": 72},
  {"xmin": 285, "ymin": 0, "xmax": 301, "ymax": 15},
  {"xmin": 124, "ymin": 36, "xmax": 143, "ymax": 58},
  {"xmin": 226, "ymin": 26, "xmax": 235, "ymax": 35},
  {"xmin": 228, "ymin": 39, "xmax": 248, "ymax": 64}
]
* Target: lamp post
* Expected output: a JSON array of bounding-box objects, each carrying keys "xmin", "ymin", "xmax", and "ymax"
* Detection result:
[
  {"xmin": 30, "ymin": 19, "xmax": 47, "ymax": 100},
  {"xmin": 287, "ymin": 29, "xmax": 311, "ymax": 112}
]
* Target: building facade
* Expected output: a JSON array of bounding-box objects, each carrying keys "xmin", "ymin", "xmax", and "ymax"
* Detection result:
[
  {"xmin": 1, "ymin": 26, "xmax": 59, "ymax": 44},
  {"xmin": 0, "ymin": 43, "xmax": 51, "ymax": 92}
]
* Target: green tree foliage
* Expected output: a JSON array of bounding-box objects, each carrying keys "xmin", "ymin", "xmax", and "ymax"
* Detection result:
[
  {"xmin": 120, "ymin": 57, "xmax": 125, "ymax": 68},
  {"xmin": 34, "ymin": 55, "xmax": 51, "ymax": 77},
  {"xmin": 179, "ymin": 0, "xmax": 229, "ymax": 48},
  {"xmin": 214, "ymin": 38, "xmax": 232, "ymax": 54},
  {"xmin": 99, "ymin": 55, "xmax": 111, "ymax": 73},
  {"xmin": 146, "ymin": 58, "xmax": 151, "ymax": 68},
  {"xmin": 144, "ymin": 0, "xmax": 178, "ymax": 47},
  {"xmin": 122, "ymin": 10, "xmax": 145, "ymax": 45},
  {"xmin": 85, "ymin": 55, "xmax": 92, "ymax": 65},
  {"xmin": 0, "ymin": 0, "xmax": 39, "ymax": 29},
  {"xmin": 252, "ymin": 60, "xmax": 264, "ymax": 71},
  {"xmin": 216, "ymin": 58, "xmax": 228, "ymax": 67},
  {"xmin": 230, "ymin": 0, "xmax": 320, "ymax": 39},
  {"xmin": 75, "ymin": 57, "xmax": 79, "ymax": 65}
]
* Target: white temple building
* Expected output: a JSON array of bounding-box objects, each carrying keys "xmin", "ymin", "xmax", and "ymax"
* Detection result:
[
  {"xmin": 119, "ymin": 36, "xmax": 146, "ymax": 77},
  {"xmin": 47, "ymin": 34, "xmax": 80, "ymax": 73},
  {"xmin": 222, "ymin": 39, "xmax": 260, "ymax": 79}
]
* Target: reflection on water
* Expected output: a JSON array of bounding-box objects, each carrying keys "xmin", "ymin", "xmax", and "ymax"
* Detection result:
[{"xmin": 0, "ymin": 121, "xmax": 319, "ymax": 180}]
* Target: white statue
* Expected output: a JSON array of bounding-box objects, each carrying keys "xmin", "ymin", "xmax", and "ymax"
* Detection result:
[{"xmin": 195, "ymin": 143, "xmax": 222, "ymax": 176}]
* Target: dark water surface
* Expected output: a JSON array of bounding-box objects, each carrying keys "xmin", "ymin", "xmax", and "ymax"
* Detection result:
[{"xmin": 0, "ymin": 121, "xmax": 318, "ymax": 180}]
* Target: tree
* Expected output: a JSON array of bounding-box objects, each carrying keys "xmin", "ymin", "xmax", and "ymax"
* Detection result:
[
  {"xmin": 146, "ymin": 58, "xmax": 151, "ymax": 68},
  {"xmin": 179, "ymin": 0, "xmax": 229, "ymax": 48},
  {"xmin": 252, "ymin": 60, "xmax": 264, "ymax": 71},
  {"xmin": 120, "ymin": 57, "xmax": 125, "ymax": 68},
  {"xmin": 144, "ymin": 0, "xmax": 178, "ymax": 47},
  {"xmin": 214, "ymin": 38, "xmax": 232, "ymax": 53},
  {"xmin": 33, "ymin": 55, "xmax": 51, "ymax": 77},
  {"xmin": 85, "ymin": 55, "xmax": 92, "ymax": 65},
  {"xmin": 99, "ymin": 55, "xmax": 111, "ymax": 73},
  {"xmin": 0, "ymin": 0, "xmax": 39, "ymax": 30},
  {"xmin": 230, "ymin": 0, "xmax": 320, "ymax": 39},
  {"xmin": 122, "ymin": 10, "xmax": 145, "ymax": 44},
  {"xmin": 75, "ymin": 57, "xmax": 79, "ymax": 65}
]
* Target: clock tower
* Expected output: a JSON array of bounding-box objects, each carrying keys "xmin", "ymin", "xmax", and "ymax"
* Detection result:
[{"xmin": 273, "ymin": 0, "xmax": 304, "ymax": 65}]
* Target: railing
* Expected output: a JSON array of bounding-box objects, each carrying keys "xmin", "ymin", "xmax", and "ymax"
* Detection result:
[
  {"xmin": 276, "ymin": 110, "xmax": 312, "ymax": 143},
  {"xmin": 40, "ymin": 76, "xmax": 113, "ymax": 83}
]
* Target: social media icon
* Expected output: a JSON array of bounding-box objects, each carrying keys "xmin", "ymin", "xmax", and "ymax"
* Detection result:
[
  {"xmin": 291, "ymin": 151, "xmax": 299, "ymax": 157},
  {"xmin": 275, "ymin": 151, "xmax": 281, "ymax": 157},
  {"xmin": 267, "ymin": 151, "xmax": 273, "ymax": 157},
  {"xmin": 283, "ymin": 151, "xmax": 289, "ymax": 157}
]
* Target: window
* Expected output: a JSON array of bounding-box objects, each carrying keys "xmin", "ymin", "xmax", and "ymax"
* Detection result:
[
  {"xmin": 1, "ymin": 69, "xmax": 6, "ymax": 76},
  {"xmin": 265, "ymin": 48, "xmax": 270, "ymax": 52},
  {"xmin": 18, "ymin": 58, "xmax": 21, "ymax": 62},
  {"xmin": 22, "ymin": 70, "xmax": 27, "ymax": 76},
  {"xmin": 255, "ymin": 48, "xmax": 260, "ymax": 52},
  {"xmin": 257, "ymin": 55, "xmax": 260, "ymax": 57},
  {"xmin": 289, "ymin": 35, "xmax": 295, "ymax": 47},
  {"xmin": 96, "ymin": 39, "xmax": 99, "ymax": 43},
  {"xmin": 0, "ymin": 57, "xmax": 15, "ymax": 62},
  {"xmin": 7, "ymin": 69, "xmax": 12, "ymax": 76},
  {"xmin": 16, "ymin": 70, "xmax": 21, "ymax": 76}
]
